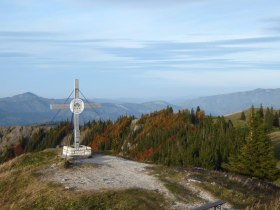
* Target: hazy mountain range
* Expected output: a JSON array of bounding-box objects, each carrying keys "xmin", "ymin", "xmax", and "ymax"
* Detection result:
[
  {"xmin": 0, "ymin": 92, "xmax": 178, "ymax": 126},
  {"xmin": 1, "ymin": 88, "xmax": 280, "ymax": 125},
  {"xmin": 181, "ymin": 88, "xmax": 280, "ymax": 115}
]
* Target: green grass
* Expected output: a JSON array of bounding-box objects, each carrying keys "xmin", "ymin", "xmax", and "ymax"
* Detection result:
[
  {"xmin": 224, "ymin": 109, "xmax": 250, "ymax": 127},
  {"xmin": 148, "ymin": 165, "xmax": 185, "ymax": 181},
  {"xmin": 269, "ymin": 131, "xmax": 280, "ymax": 160},
  {"xmin": 22, "ymin": 189, "xmax": 167, "ymax": 210},
  {"xmin": 0, "ymin": 149, "xmax": 168, "ymax": 210},
  {"xmin": 148, "ymin": 165, "xmax": 205, "ymax": 204},
  {"xmin": 150, "ymin": 165, "xmax": 280, "ymax": 209},
  {"xmin": 275, "ymin": 177, "xmax": 280, "ymax": 187},
  {"xmin": 1, "ymin": 148, "xmax": 279, "ymax": 210},
  {"xmin": 189, "ymin": 168, "xmax": 280, "ymax": 209},
  {"xmin": 16, "ymin": 149, "xmax": 58, "ymax": 168},
  {"xmin": 162, "ymin": 178, "xmax": 202, "ymax": 203},
  {"xmin": 224, "ymin": 109, "xmax": 250, "ymax": 121}
]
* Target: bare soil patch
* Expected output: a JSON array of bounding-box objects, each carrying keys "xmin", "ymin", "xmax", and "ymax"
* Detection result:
[
  {"xmin": 44, "ymin": 154, "xmax": 170, "ymax": 194},
  {"xmin": 41, "ymin": 154, "xmax": 226, "ymax": 209}
]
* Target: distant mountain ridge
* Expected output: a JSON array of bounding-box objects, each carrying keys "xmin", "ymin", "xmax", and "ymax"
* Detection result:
[
  {"xmin": 182, "ymin": 88, "xmax": 280, "ymax": 115},
  {"xmin": 0, "ymin": 92, "xmax": 178, "ymax": 126},
  {"xmin": 1, "ymin": 88, "xmax": 280, "ymax": 125}
]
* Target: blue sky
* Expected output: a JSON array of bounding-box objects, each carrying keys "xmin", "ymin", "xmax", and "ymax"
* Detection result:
[{"xmin": 1, "ymin": 0, "xmax": 280, "ymax": 100}]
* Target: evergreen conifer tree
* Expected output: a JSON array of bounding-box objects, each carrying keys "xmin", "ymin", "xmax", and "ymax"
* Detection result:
[
  {"xmin": 240, "ymin": 111, "xmax": 246, "ymax": 121},
  {"xmin": 258, "ymin": 104, "xmax": 264, "ymax": 119},
  {"xmin": 264, "ymin": 107, "xmax": 273, "ymax": 131},
  {"xmin": 224, "ymin": 108, "xmax": 279, "ymax": 180},
  {"xmin": 273, "ymin": 112, "xmax": 279, "ymax": 127},
  {"xmin": 191, "ymin": 108, "xmax": 196, "ymax": 124}
]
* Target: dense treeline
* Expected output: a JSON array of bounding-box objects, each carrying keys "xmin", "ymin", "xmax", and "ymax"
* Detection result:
[
  {"xmin": 83, "ymin": 106, "xmax": 279, "ymax": 180},
  {"xmin": 84, "ymin": 107, "xmax": 247, "ymax": 170},
  {"xmin": 24, "ymin": 122, "xmax": 72, "ymax": 152},
  {"xmin": 240, "ymin": 105, "xmax": 280, "ymax": 130}
]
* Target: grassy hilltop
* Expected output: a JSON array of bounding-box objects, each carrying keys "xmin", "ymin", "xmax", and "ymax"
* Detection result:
[
  {"xmin": 0, "ymin": 149, "xmax": 279, "ymax": 209},
  {"xmin": 0, "ymin": 107, "xmax": 280, "ymax": 209},
  {"xmin": 0, "ymin": 149, "xmax": 167, "ymax": 210}
]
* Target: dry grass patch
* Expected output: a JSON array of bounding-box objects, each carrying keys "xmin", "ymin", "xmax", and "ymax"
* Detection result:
[
  {"xmin": 188, "ymin": 168, "xmax": 280, "ymax": 209},
  {"xmin": 149, "ymin": 165, "xmax": 205, "ymax": 204},
  {"xmin": 0, "ymin": 149, "xmax": 168, "ymax": 210}
]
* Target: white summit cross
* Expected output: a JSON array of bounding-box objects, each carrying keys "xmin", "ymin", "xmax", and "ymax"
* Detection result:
[{"xmin": 50, "ymin": 79, "xmax": 100, "ymax": 158}]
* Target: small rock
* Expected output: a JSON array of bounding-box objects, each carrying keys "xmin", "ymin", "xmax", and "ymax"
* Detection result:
[{"xmin": 189, "ymin": 179, "xmax": 200, "ymax": 183}]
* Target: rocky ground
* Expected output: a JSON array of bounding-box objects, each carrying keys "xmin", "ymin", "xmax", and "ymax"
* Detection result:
[
  {"xmin": 41, "ymin": 154, "xmax": 232, "ymax": 210},
  {"xmin": 45, "ymin": 154, "xmax": 168, "ymax": 193}
]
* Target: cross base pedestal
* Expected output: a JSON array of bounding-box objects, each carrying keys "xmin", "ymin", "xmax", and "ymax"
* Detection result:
[{"xmin": 62, "ymin": 145, "xmax": 92, "ymax": 158}]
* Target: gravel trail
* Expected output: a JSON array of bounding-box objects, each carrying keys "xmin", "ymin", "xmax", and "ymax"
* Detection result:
[
  {"xmin": 42, "ymin": 154, "xmax": 221, "ymax": 209},
  {"xmin": 44, "ymin": 154, "xmax": 171, "ymax": 194}
]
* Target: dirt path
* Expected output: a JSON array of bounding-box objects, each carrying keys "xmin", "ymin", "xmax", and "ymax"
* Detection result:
[
  {"xmin": 46, "ymin": 154, "xmax": 170, "ymax": 193},
  {"xmin": 42, "ymin": 154, "xmax": 222, "ymax": 209}
]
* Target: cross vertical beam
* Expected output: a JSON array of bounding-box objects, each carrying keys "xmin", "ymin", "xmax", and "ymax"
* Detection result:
[
  {"xmin": 75, "ymin": 79, "xmax": 79, "ymax": 98},
  {"xmin": 74, "ymin": 79, "xmax": 80, "ymax": 148}
]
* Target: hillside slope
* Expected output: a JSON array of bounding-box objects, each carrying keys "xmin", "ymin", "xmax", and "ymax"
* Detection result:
[
  {"xmin": 0, "ymin": 149, "xmax": 228, "ymax": 210},
  {"xmin": 269, "ymin": 131, "xmax": 280, "ymax": 161},
  {"xmin": 1, "ymin": 149, "xmax": 279, "ymax": 209},
  {"xmin": 0, "ymin": 149, "xmax": 169, "ymax": 210},
  {"xmin": 0, "ymin": 125, "xmax": 52, "ymax": 151},
  {"xmin": 0, "ymin": 107, "xmax": 280, "ymax": 209}
]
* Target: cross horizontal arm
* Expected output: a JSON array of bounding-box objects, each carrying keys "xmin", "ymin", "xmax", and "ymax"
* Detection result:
[
  {"xmin": 50, "ymin": 103, "xmax": 101, "ymax": 110},
  {"xmin": 50, "ymin": 104, "xmax": 69, "ymax": 110},
  {"xmin": 84, "ymin": 103, "xmax": 101, "ymax": 108}
]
